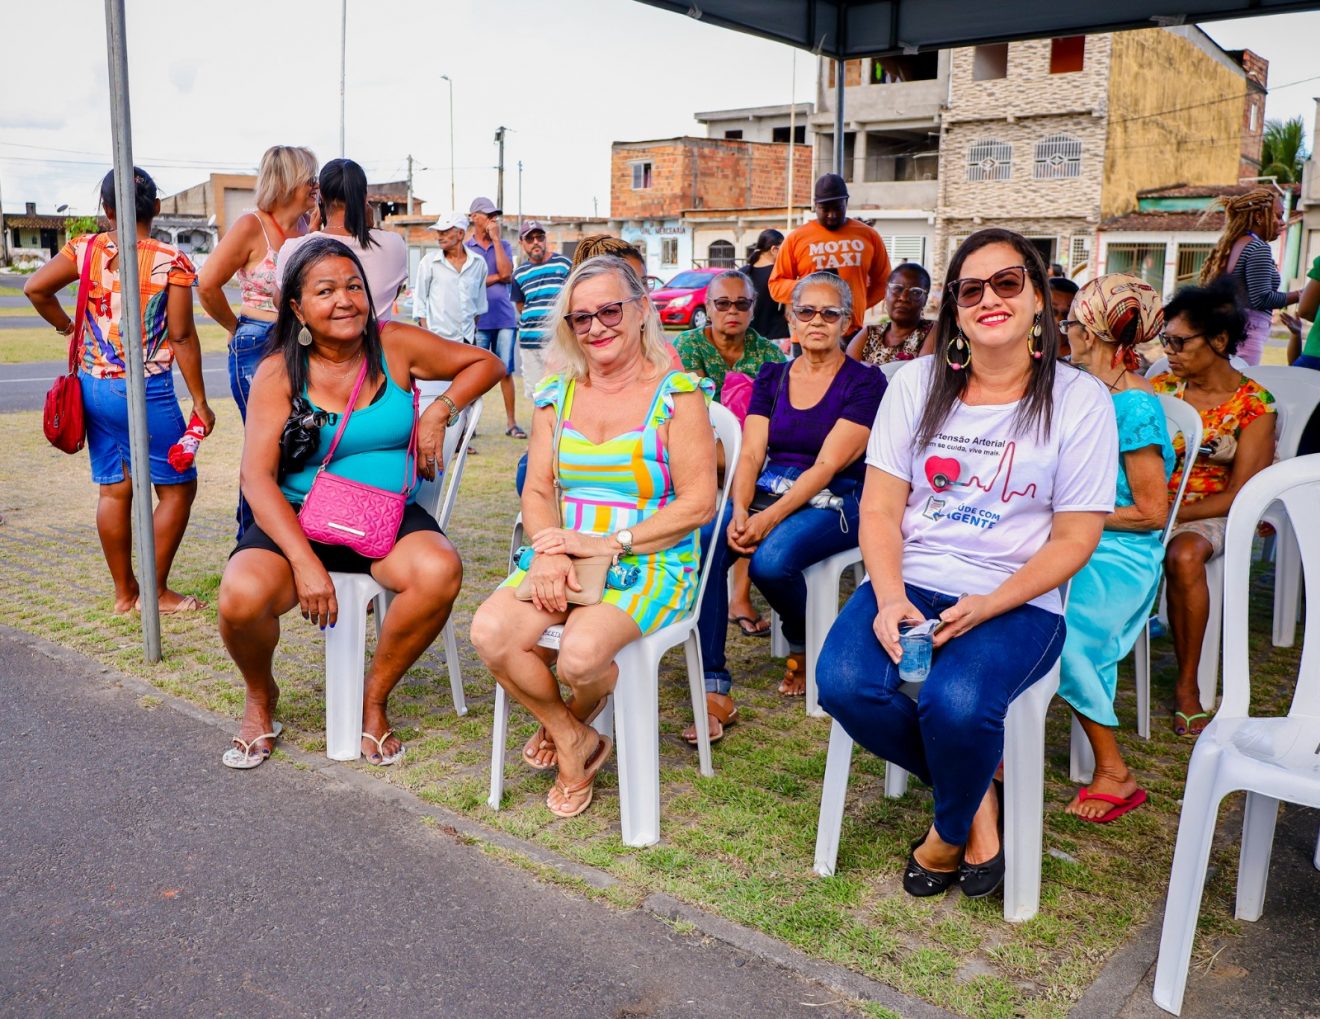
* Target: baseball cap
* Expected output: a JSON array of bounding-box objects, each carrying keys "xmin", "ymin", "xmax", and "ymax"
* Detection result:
[
  {"xmin": 519, "ymin": 219, "xmax": 547, "ymax": 239},
  {"xmin": 813, "ymin": 173, "xmax": 849, "ymax": 204},
  {"xmin": 430, "ymin": 211, "xmax": 469, "ymax": 232},
  {"xmin": 468, "ymin": 196, "xmax": 501, "ymax": 216}
]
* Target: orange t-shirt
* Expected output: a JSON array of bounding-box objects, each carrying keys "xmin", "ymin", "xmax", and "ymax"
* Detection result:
[{"xmin": 767, "ymin": 218, "xmax": 892, "ymax": 333}]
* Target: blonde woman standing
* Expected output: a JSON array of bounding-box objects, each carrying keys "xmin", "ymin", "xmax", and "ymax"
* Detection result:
[{"xmin": 199, "ymin": 145, "xmax": 318, "ymax": 535}]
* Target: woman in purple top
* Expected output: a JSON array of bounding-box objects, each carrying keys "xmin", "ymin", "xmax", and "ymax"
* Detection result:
[{"xmin": 686, "ymin": 272, "xmax": 887, "ymax": 743}]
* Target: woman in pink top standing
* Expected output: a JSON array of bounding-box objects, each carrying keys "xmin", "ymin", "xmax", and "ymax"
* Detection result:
[{"xmin": 199, "ymin": 144, "xmax": 318, "ymax": 535}]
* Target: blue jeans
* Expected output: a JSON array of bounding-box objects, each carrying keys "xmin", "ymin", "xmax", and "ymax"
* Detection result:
[
  {"xmin": 476, "ymin": 327, "xmax": 516, "ymax": 373},
  {"xmin": 695, "ymin": 487, "xmax": 862, "ymax": 694},
  {"xmin": 228, "ymin": 317, "xmax": 274, "ymax": 537},
  {"xmin": 817, "ymin": 581, "xmax": 1065, "ymax": 846},
  {"xmin": 1292, "ymin": 354, "xmax": 1320, "ymax": 371}
]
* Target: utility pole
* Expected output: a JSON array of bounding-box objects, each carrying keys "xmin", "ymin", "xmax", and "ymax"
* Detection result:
[
  {"xmin": 440, "ymin": 75, "xmax": 455, "ymax": 208},
  {"xmin": 338, "ymin": 0, "xmax": 347, "ymax": 156},
  {"xmin": 494, "ymin": 126, "xmax": 508, "ymax": 210},
  {"xmin": 0, "ymin": 169, "xmax": 8, "ymax": 266},
  {"xmin": 517, "ymin": 160, "xmax": 523, "ymax": 239},
  {"xmin": 787, "ymin": 49, "xmax": 797, "ymax": 230},
  {"xmin": 406, "ymin": 154, "xmax": 413, "ymax": 215}
]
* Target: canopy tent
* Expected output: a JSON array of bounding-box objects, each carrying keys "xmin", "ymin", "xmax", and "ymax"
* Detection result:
[{"xmin": 634, "ymin": 0, "xmax": 1320, "ymax": 59}]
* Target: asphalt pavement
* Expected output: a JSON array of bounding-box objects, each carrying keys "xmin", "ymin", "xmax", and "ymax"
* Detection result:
[
  {"xmin": 0, "ymin": 631, "xmax": 858, "ymax": 1019},
  {"xmin": 0, "ymin": 352, "xmax": 229, "ymax": 412}
]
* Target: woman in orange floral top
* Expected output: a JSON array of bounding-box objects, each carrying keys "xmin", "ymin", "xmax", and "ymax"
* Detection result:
[
  {"xmin": 1150, "ymin": 278, "xmax": 1275, "ymax": 736},
  {"xmin": 24, "ymin": 167, "xmax": 213, "ymax": 614}
]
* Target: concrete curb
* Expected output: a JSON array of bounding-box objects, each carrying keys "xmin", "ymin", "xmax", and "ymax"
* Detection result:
[
  {"xmin": 7, "ymin": 624, "xmax": 956, "ymax": 1014},
  {"xmin": 1069, "ymin": 912, "xmax": 1161, "ymax": 1018}
]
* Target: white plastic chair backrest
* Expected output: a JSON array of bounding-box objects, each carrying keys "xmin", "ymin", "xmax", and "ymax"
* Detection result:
[
  {"xmin": 879, "ymin": 360, "xmax": 907, "ymax": 380},
  {"xmin": 1220, "ymin": 453, "xmax": 1320, "ymax": 718},
  {"xmin": 415, "ymin": 398, "xmax": 483, "ymax": 529},
  {"xmin": 687, "ymin": 402, "xmax": 743, "ymax": 619},
  {"xmin": 1157, "ymin": 394, "xmax": 1203, "ymax": 546},
  {"xmin": 1242, "ymin": 366, "xmax": 1320, "ymax": 461}
]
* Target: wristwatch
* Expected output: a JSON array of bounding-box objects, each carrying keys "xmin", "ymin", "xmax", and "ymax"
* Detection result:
[
  {"xmin": 436, "ymin": 393, "xmax": 461, "ymax": 427},
  {"xmin": 614, "ymin": 528, "xmax": 634, "ymax": 558}
]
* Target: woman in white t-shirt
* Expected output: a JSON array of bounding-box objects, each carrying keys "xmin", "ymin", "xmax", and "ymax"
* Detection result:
[
  {"xmin": 816, "ymin": 229, "xmax": 1118, "ymax": 901},
  {"xmin": 275, "ymin": 158, "xmax": 409, "ymax": 323}
]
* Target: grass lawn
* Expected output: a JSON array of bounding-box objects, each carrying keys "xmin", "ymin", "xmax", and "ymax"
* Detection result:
[
  {"xmin": 0, "ymin": 390, "xmax": 1303, "ymax": 1018},
  {"xmin": 0, "ymin": 323, "xmax": 230, "ymax": 363}
]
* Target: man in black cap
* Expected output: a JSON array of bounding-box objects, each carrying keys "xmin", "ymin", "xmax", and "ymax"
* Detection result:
[{"xmin": 768, "ymin": 172, "xmax": 891, "ymax": 336}]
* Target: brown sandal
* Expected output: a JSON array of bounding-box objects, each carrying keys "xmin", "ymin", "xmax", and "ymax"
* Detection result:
[
  {"xmin": 522, "ymin": 697, "xmax": 608, "ymax": 771},
  {"xmin": 683, "ymin": 692, "xmax": 739, "ymax": 745},
  {"xmin": 778, "ymin": 654, "xmax": 806, "ymax": 697},
  {"xmin": 547, "ymin": 735, "xmax": 613, "ymax": 819}
]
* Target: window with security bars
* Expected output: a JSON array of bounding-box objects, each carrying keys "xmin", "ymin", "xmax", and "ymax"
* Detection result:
[
  {"xmin": 1176, "ymin": 244, "xmax": 1214, "ymax": 287},
  {"xmin": 1105, "ymin": 243, "xmax": 1166, "ymax": 293},
  {"xmin": 1069, "ymin": 235, "xmax": 1091, "ymax": 274},
  {"xmin": 1033, "ymin": 135, "xmax": 1082, "ymax": 179},
  {"xmin": 631, "ymin": 161, "xmax": 653, "ymax": 190},
  {"xmin": 660, "ymin": 237, "xmax": 678, "ymax": 265},
  {"xmin": 707, "ymin": 240, "xmax": 736, "ymax": 268},
  {"xmin": 967, "ymin": 140, "xmax": 1012, "ymax": 182},
  {"xmin": 881, "ymin": 235, "xmax": 927, "ymax": 265}
]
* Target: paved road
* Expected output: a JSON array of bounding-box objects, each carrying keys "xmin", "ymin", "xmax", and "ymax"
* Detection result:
[
  {"xmin": 0, "ymin": 352, "xmax": 230, "ymax": 412},
  {"xmin": 0, "ymin": 633, "xmax": 853, "ymax": 1019}
]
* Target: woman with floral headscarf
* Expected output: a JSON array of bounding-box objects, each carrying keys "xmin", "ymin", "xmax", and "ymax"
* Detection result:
[{"xmin": 1057, "ymin": 274, "xmax": 1174, "ymax": 822}]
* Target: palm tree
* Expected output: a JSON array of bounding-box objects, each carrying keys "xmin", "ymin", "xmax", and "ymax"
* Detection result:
[{"xmin": 1259, "ymin": 116, "xmax": 1310, "ymax": 184}]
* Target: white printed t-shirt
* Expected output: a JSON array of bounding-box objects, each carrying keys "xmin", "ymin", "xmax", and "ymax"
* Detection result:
[{"xmin": 866, "ymin": 357, "xmax": 1118, "ymax": 614}]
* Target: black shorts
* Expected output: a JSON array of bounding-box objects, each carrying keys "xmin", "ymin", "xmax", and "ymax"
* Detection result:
[{"xmin": 230, "ymin": 502, "xmax": 443, "ymax": 574}]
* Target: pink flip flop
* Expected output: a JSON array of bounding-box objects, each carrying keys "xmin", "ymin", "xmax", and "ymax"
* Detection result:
[{"xmin": 1075, "ymin": 787, "xmax": 1148, "ymax": 824}]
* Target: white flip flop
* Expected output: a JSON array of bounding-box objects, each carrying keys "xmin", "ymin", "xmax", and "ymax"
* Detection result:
[
  {"xmin": 221, "ymin": 721, "xmax": 284, "ymax": 770},
  {"xmin": 362, "ymin": 729, "xmax": 406, "ymax": 767}
]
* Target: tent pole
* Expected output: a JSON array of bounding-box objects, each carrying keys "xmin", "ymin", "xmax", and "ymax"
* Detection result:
[
  {"xmin": 833, "ymin": 58, "xmax": 845, "ymax": 176},
  {"xmin": 104, "ymin": 0, "xmax": 162, "ymax": 664}
]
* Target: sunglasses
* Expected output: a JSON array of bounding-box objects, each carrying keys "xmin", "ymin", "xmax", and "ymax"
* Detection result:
[
  {"xmin": 564, "ymin": 297, "xmax": 639, "ymax": 335},
  {"xmin": 1158, "ymin": 331, "xmax": 1204, "ymax": 353},
  {"xmin": 948, "ymin": 265, "xmax": 1028, "ymax": 308},
  {"xmin": 792, "ymin": 305, "xmax": 845, "ymax": 324},
  {"xmin": 711, "ymin": 298, "xmax": 753, "ymax": 312},
  {"xmin": 886, "ymin": 283, "xmax": 928, "ymax": 304}
]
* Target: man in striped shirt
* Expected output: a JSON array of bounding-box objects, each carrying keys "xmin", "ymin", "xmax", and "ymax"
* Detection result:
[{"xmin": 511, "ymin": 221, "xmax": 572, "ymax": 397}]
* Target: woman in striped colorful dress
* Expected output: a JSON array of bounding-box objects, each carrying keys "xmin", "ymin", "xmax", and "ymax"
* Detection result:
[{"xmin": 471, "ymin": 256, "xmax": 717, "ymax": 819}]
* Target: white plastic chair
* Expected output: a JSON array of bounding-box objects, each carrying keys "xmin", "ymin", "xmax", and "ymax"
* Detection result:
[
  {"xmin": 814, "ymin": 587, "xmax": 1068, "ymax": 924},
  {"xmin": 1242, "ymin": 366, "xmax": 1320, "ymax": 649},
  {"xmin": 1152, "ymin": 454, "xmax": 1320, "ymax": 1015},
  {"xmin": 1145, "ymin": 354, "xmax": 1249, "ymax": 379},
  {"xmin": 323, "ymin": 399, "xmax": 482, "ymax": 762},
  {"xmin": 802, "ymin": 550, "xmax": 866, "ymax": 718},
  {"xmin": 487, "ymin": 403, "xmax": 742, "ymax": 846},
  {"xmin": 878, "ymin": 359, "xmax": 910, "ymax": 380},
  {"xmin": 1071, "ymin": 396, "xmax": 1201, "ymax": 782}
]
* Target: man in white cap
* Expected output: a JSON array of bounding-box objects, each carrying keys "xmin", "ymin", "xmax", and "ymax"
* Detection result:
[{"xmin": 412, "ymin": 211, "xmax": 492, "ymax": 406}]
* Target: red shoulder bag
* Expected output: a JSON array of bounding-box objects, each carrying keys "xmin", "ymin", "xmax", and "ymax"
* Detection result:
[{"xmin": 43, "ymin": 235, "xmax": 98, "ymax": 453}]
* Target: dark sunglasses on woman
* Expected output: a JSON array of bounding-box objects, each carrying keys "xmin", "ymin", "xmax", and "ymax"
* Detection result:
[
  {"xmin": 948, "ymin": 265, "xmax": 1028, "ymax": 308},
  {"xmin": 793, "ymin": 305, "xmax": 845, "ymax": 323},
  {"xmin": 564, "ymin": 297, "xmax": 640, "ymax": 335},
  {"xmin": 711, "ymin": 298, "xmax": 754, "ymax": 312}
]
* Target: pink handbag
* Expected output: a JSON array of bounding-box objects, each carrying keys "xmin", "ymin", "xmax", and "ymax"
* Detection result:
[{"xmin": 298, "ymin": 357, "xmax": 418, "ymax": 559}]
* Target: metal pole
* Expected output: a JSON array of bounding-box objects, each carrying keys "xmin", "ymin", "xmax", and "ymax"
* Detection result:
[
  {"xmin": 495, "ymin": 126, "xmax": 506, "ymax": 211},
  {"xmin": 104, "ymin": 0, "xmax": 161, "ymax": 663},
  {"xmin": 833, "ymin": 58, "xmax": 845, "ymax": 176},
  {"xmin": 0, "ymin": 171, "xmax": 8, "ymax": 266},
  {"xmin": 338, "ymin": 0, "xmax": 347, "ymax": 156},
  {"xmin": 787, "ymin": 49, "xmax": 796, "ymax": 229},
  {"xmin": 516, "ymin": 160, "xmax": 523, "ymax": 240},
  {"xmin": 406, "ymin": 154, "xmax": 413, "ymax": 214},
  {"xmin": 441, "ymin": 75, "xmax": 455, "ymax": 208}
]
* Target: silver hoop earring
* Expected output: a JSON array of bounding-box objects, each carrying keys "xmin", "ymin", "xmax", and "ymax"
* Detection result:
[{"xmin": 297, "ymin": 325, "xmax": 313, "ymax": 347}]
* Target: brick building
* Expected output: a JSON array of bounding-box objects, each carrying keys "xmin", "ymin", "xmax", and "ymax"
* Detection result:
[{"xmin": 610, "ymin": 137, "xmax": 811, "ymax": 276}]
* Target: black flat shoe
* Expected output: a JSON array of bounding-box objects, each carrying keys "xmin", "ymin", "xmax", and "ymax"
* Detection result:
[
  {"xmin": 959, "ymin": 778, "xmax": 1006, "ymax": 898},
  {"xmin": 903, "ymin": 836, "xmax": 960, "ymax": 898}
]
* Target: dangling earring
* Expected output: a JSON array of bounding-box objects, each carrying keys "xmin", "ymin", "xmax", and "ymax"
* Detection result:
[
  {"xmin": 1028, "ymin": 314, "xmax": 1043, "ymax": 360},
  {"xmin": 946, "ymin": 329, "xmax": 971, "ymax": 371},
  {"xmin": 297, "ymin": 324, "xmax": 313, "ymax": 347}
]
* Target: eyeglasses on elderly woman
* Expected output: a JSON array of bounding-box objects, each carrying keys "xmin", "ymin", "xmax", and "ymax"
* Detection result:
[
  {"xmin": 792, "ymin": 305, "xmax": 845, "ymax": 323},
  {"xmin": 563, "ymin": 297, "xmax": 641, "ymax": 335}
]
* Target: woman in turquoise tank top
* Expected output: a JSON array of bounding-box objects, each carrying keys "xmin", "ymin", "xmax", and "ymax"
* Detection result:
[
  {"xmin": 218, "ymin": 237, "xmax": 504, "ymax": 770},
  {"xmin": 471, "ymin": 256, "xmax": 718, "ymax": 820}
]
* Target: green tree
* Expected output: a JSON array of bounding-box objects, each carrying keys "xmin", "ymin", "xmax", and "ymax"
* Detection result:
[
  {"xmin": 1259, "ymin": 116, "xmax": 1310, "ymax": 184},
  {"xmin": 64, "ymin": 215, "xmax": 100, "ymax": 239}
]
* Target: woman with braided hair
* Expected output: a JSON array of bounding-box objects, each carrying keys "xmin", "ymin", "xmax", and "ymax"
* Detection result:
[
  {"xmin": 1199, "ymin": 187, "xmax": 1300, "ymax": 365},
  {"xmin": 1057, "ymin": 275, "xmax": 1173, "ymax": 822}
]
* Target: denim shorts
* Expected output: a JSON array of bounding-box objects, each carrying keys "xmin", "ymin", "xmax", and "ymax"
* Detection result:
[
  {"xmin": 81, "ymin": 370, "xmax": 196, "ymax": 486},
  {"xmin": 229, "ymin": 316, "xmax": 276, "ymax": 420},
  {"xmin": 475, "ymin": 327, "xmax": 516, "ymax": 373}
]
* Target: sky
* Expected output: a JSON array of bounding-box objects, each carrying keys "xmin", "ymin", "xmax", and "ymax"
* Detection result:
[{"xmin": 2, "ymin": 1, "xmax": 1318, "ymax": 220}]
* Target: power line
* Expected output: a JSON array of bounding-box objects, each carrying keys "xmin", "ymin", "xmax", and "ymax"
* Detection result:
[{"xmin": 1108, "ymin": 71, "xmax": 1320, "ymax": 127}]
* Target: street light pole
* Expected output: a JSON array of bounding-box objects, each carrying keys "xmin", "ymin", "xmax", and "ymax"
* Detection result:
[
  {"xmin": 494, "ymin": 126, "xmax": 507, "ymax": 211},
  {"xmin": 338, "ymin": 0, "xmax": 347, "ymax": 156},
  {"xmin": 440, "ymin": 74, "xmax": 455, "ymax": 208}
]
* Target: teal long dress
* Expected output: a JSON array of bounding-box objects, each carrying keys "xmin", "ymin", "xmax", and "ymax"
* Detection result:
[{"xmin": 1059, "ymin": 389, "xmax": 1175, "ymax": 727}]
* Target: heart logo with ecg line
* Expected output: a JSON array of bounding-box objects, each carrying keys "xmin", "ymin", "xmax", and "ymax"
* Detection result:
[{"xmin": 925, "ymin": 456, "xmax": 961, "ymax": 492}]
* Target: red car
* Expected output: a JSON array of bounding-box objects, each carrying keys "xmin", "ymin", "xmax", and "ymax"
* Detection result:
[{"xmin": 650, "ymin": 268, "xmax": 724, "ymax": 330}]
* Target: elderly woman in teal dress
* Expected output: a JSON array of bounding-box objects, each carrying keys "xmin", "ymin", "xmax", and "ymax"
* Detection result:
[{"xmin": 1058, "ymin": 274, "xmax": 1174, "ymax": 823}]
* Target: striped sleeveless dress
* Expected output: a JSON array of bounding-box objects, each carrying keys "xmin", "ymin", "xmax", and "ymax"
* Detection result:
[{"xmin": 501, "ymin": 370, "xmax": 714, "ymax": 635}]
